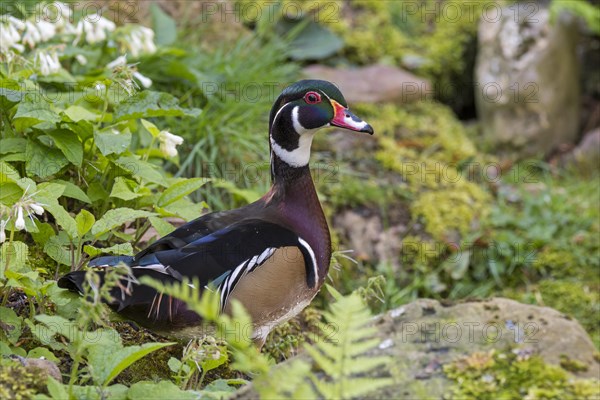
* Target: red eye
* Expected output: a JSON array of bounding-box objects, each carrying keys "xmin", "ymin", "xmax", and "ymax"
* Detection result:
[{"xmin": 304, "ymin": 91, "xmax": 321, "ymax": 104}]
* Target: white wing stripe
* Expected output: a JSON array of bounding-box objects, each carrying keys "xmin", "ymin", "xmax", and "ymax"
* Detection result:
[{"xmin": 298, "ymin": 237, "xmax": 318, "ymax": 283}]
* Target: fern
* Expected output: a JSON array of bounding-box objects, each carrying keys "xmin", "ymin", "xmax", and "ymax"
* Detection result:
[{"xmin": 305, "ymin": 287, "xmax": 393, "ymax": 399}]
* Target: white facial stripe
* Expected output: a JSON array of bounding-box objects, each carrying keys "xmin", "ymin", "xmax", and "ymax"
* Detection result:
[{"xmin": 270, "ymin": 105, "xmax": 317, "ymax": 168}]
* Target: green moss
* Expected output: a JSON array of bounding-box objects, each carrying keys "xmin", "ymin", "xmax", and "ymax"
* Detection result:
[
  {"xmin": 0, "ymin": 361, "xmax": 48, "ymax": 400},
  {"xmin": 263, "ymin": 308, "xmax": 322, "ymax": 361},
  {"xmin": 560, "ymin": 355, "xmax": 589, "ymax": 373},
  {"xmin": 361, "ymin": 101, "xmax": 489, "ymax": 243},
  {"xmin": 505, "ymin": 279, "xmax": 600, "ymax": 349},
  {"xmin": 444, "ymin": 350, "xmax": 600, "ymax": 399}
]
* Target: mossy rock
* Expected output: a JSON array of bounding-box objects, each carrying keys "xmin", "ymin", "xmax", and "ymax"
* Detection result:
[{"xmin": 232, "ymin": 298, "xmax": 599, "ymax": 399}]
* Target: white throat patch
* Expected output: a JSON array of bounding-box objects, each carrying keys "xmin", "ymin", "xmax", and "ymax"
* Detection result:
[{"xmin": 270, "ymin": 106, "xmax": 319, "ymax": 167}]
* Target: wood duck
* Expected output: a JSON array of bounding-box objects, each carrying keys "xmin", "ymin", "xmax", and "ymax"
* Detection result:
[{"xmin": 58, "ymin": 80, "xmax": 374, "ymax": 344}]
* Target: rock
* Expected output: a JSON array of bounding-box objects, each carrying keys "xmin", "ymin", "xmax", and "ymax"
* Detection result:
[
  {"xmin": 333, "ymin": 208, "xmax": 407, "ymax": 268},
  {"xmin": 14, "ymin": 356, "xmax": 63, "ymax": 383},
  {"xmin": 475, "ymin": 4, "xmax": 580, "ymax": 157},
  {"xmin": 233, "ymin": 298, "xmax": 599, "ymax": 399},
  {"xmin": 302, "ymin": 64, "xmax": 431, "ymax": 104},
  {"xmin": 560, "ymin": 127, "xmax": 600, "ymax": 170}
]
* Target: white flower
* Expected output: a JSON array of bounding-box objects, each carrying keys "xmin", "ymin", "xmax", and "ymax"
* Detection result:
[
  {"xmin": 106, "ymin": 54, "xmax": 127, "ymax": 69},
  {"xmin": 22, "ymin": 20, "xmax": 41, "ymax": 48},
  {"xmin": 75, "ymin": 54, "xmax": 87, "ymax": 65},
  {"xmin": 133, "ymin": 71, "xmax": 152, "ymax": 88},
  {"xmin": 29, "ymin": 203, "xmax": 44, "ymax": 215},
  {"xmin": 74, "ymin": 14, "xmax": 115, "ymax": 45},
  {"xmin": 159, "ymin": 131, "xmax": 184, "ymax": 157},
  {"xmin": 36, "ymin": 51, "xmax": 61, "ymax": 76},
  {"xmin": 124, "ymin": 26, "xmax": 157, "ymax": 57},
  {"xmin": 15, "ymin": 206, "xmax": 25, "ymax": 230},
  {"xmin": 0, "ymin": 219, "xmax": 7, "ymax": 243},
  {"xmin": 36, "ymin": 20, "xmax": 56, "ymax": 41}
]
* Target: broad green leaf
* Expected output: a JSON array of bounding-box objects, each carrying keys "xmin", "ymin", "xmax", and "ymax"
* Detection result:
[
  {"xmin": 126, "ymin": 381, "xmax": 199, "ymax": 400},
  {"xmin": 150, "ymin": 3, "xmax": 177, "ymax": 45},
  {"xmin": 0, "ymin": 241, "xmax": 29, "ymax": 277},
  {"xmin": 0, "ymin": 138, "xmax": 27, "ymax": 154},
  {"xmin": 46, "ymin": 377, "xmax": 69, "ymax": 400},
  {"xmin": 115, "ymin": 156, "xmax": 167, "ymax": 186},
  {"xmin": 110, "ymin": 177, "xmax": 143, "ymax": 201},
  {"xmin": 37, "ymin": 182, "xmax": 67, "ymax": 200},
  {"xmin": 76, "ymin": 209, "xmax": 95, "ymax": 237},
  {"xmin": 0, "ymin": 306, "xmax": 22, "ymax": 344},
  {"xmin": 44, "ymin": 236, "xmax": 71, "ymax": 266},
  {"xmin": 149, "ymin": 216, "xmax": 175, "ymax": 237},
  {"xmin": 114, "ymin": 91, "xmax": 201, "ymax": 122},
  {"xmin": 53, "ymin": 179, "xmax": 91, "ymax": 203},
  {"xmin": 91, "ymin": 208, "xmax": 155, "ymax": 237},
  {"xmin": 0, "ymin": 79, "xmax": 25, "ymax": 108},
  {"xmin": 156, "ymin": 197, "xmax": 203, "ymax": 221},
  {"xmin": 0, "ymin": 161, "xmax": 20, "ymax": 183},
  {"xmin": 281, "ymin": 19, "xmax": 344, "ymax": 61},
  {"xmin": 157, "ymin": 178, "xmax": 209, "ymax": 207},
  {"xmin": 63, "ymin": 105, "xmax": 99, "ymax": 122},
  {"xmin": 84, "ymin": 242, "xmax": 133, "ymax": 258},
  {"xmin": 140, "ymin": 119, "xmax": 160, "ymax": 137},
  {"xmin": 0, "ymin": 182, "xmax": 22, "ymax": 205},
  {"xmin": 43, "ymin": 202, "xmax": 77, "ymax": 239},
  {"xmin": 87, "ymin": 341, "xmax": 173, "ymax": 386},
  {"xmin": 25, "ymin": 141, "xmax": 69, "ymax": 178},
  {"xmin": 13, "ymin": 96, "xmax": 61, "ymax": 131},
  {"xmin": 46, "ymin": 128, "xmax": 83, "ymax": 166},
  {"xmin": 27, "ymin": 347, "xmax": 59, "ymax": 362},
  {"xmin": 94, "ymin": 128, "xmax": 132, "ymax": 156}
]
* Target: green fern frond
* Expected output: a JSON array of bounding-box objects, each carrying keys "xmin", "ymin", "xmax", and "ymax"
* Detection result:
[{"xmin": 306, "ymin": 292, "xmax": 393, "ymax": 399}]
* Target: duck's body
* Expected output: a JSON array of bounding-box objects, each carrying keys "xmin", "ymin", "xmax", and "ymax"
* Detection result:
[{"xmin": 58, "ymin": 80, "xmax": 373, "ymax": 343}]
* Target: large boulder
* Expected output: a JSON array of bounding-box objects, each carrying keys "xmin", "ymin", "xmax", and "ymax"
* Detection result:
[
  {"xmin": 475, "ymin": 3, "xmax": 580, "ymax": 157},
  {"xmin": 233, "ymin": 298, "xmax": 599, "ymax": 399}
]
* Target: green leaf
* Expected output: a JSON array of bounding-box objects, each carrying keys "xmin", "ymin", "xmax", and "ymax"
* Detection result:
[
  {"xmin": 44, "ymin": 236, "xmax": 71, "ymax": 266},
  {"xmin": 140, "ymin": 119, "xmax": 160, "ymax": 137},
  {"xmin": 114, "ymin": 91, "xmax": 201, "ymax": 122},
  {"xmin": 280, "ymin": 19, "xmax": 344, "ymax": 61},
  {"xmin": 157, "ymin": 178, "xmax": 209, "ymax": 207},
  {"xmin": 0, "ymin": 306, "xmax": 22, "ymax": 344},
  {"xmin": 126, "ymin": 381, "xmax": 199, "ymax": 400},
  {"xmin": 0, "ymin": 182, "xmax": 22, "ymax": 205},
  {"xmin": 156, "ymin": 197, "xmax": 203, "ymax": 221},
  {"xmin": 110, "ymin": 177, "xmax": 143, "ymax": 201},
  {"xmin": 0, "ymin": 138, "xmax": 27, "ymax": 154},
  {"xmin": 46, "ymin": 128, "xmax": 83, "ymax": 166},
  {"xmin": 0, "ymin": 241, "xmax": 29, "ymax": 277},
  {"xmin": 63, "ymin": 105, "xmax": 99, "ymax": 122},
  {"xmin": 150, "ymin": 3, "xmax": 177, "ymax": 45},
  {"xmin": 83, "ymin": 242, "xmax": 134, "ymax": 258},
  {"xmin": 28, "ymin": 347, "xmax": 59, "ymax": 362},
  {"xmin": 87, "ymin": 341, "xmax": 173, "ymax": 386},
  {"xmin": 115, "ymin": 156, "xmax": 167, "ymax": 186},
  {"xmin": 76, "ymin": 209, "xmax": 95, "ymax": 237},
  {"xmin": 94, "ymin": 128, "xmax": 132, "ymax": 156},
  {"xmin": 53, "ymin": 179, "xmax": 91, "ymax": 203},
  {"xmin": 44, "ymin": 202, "xmax": 77, "ymax": 240},
  {"xmin": 149, "ymin": 216, "xmax": 175, "ymax": 237},
  {"xmin": 46, "ymin": 376, "xmax": 69, "ymax": 399},
  {"xmin": 0, "ymin": 161, "xmax": 20, "ymax": 183},
  {"xmin": 91, "ymin": 208, "xmax": 155, "ymax": 237},
  {"xmin": 13, "ymin": 96, "xmax": 61, "ymax": 131},
  {"xmin": 25, "ymin": 141, "xmax": 69, "ymax": 178}
]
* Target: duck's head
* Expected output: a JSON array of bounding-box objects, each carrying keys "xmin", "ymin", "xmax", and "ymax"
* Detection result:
[{"xmin": 269, "ymin": 80, "xmax": 374, "ymax": 169}]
